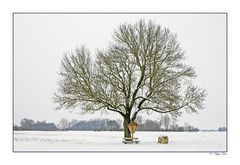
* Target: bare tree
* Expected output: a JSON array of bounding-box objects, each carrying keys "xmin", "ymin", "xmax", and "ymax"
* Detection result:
[
  {"xmin": 184, "ymin": 122, "xmax": 189, "ymax": 131},
  {"xmin": 59, "ymin": 118, "xmax": 69, "ymax": 130},
  {"xmin": 157, "ymin": 116, "xmax": 163, "ymax": 130},
  {"xmin": 163, "ymin": 115, "xmax": 171, "ymax": 131},
  {"xmin": 136, "ymin": 115, "xmax": 143, "ymax": 125},
  {"xmin": 53, "ymin": 19, "xmax": 207, "ymax": 138},
  {"xmin": 69, "ymin": 119, "xmax": 78, "ymax": 128}
]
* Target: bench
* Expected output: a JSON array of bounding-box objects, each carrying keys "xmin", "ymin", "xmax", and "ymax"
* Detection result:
[{"xmin": 122, "ymin": 137, "xmax": 140, "ymax": 144}]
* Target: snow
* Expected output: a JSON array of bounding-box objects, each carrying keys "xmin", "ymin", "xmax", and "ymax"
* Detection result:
[{"xmin": 14, "ymin": 131, "xmax": 226, "ymax": 152}]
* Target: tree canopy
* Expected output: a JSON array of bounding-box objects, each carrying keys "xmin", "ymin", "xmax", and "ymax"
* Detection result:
[{"xmin": 53, "ymin": 19, "xmax": 207, "ymax": 137}]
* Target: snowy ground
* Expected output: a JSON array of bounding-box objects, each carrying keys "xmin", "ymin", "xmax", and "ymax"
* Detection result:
[{"xmin": 14, "ymin": 131, "xmax": 226, "ymax": 152}]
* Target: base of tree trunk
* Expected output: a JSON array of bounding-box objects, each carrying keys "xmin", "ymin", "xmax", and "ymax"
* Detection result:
[{"xmin": 123, "ymin": 117, "xmax": 131, "ymax": 138}]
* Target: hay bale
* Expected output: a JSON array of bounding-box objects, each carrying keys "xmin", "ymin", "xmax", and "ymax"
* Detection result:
[{"xmin": 158, "ymin": 136, "xmax": 169, "ymax": 144}]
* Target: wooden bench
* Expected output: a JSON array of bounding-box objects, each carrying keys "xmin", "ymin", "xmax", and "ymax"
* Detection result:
[{"xmin": 122, "ymin": 137, "xmax": 140, "ymax": 144}]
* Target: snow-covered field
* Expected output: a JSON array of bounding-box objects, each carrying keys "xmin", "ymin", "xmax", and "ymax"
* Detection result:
[{"xmin": 14, "ymin": 131, "xmax": 226, "ymax": 152}]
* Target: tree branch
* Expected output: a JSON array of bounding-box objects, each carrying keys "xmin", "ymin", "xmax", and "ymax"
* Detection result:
[{"xmin": 107, "ymin": 107, "xmax": 125, "ymax": 117}]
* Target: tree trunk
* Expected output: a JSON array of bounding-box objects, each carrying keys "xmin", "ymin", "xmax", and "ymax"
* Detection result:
[{"xmin": 123, "ymin": 116, "xmax": 131, "ymax": 138}]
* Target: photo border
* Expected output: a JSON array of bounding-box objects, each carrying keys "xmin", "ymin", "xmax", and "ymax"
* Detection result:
[{"xmin": 12, "ymin": 12, "xmax": 228, "ymax": 153}]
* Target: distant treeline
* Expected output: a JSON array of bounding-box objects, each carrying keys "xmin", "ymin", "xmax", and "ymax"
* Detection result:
[
  {"xmin": 14, "ymin": 119, "xmax": 57, "ymax": 131},
  {"xmin": 136, "ymin": 120, "xmax": 200, "ymax": 132},
  {"xmin": 14, "ymin": 117, "xmax": 205, "ymax": 132},
  {"xmin": 14, "ymin": 117, "xmax": 226, "ymax": 132},
  {"xmin": 13, "ymin": 118, "xmax": 121, "ymax": 131},
  {"xmin": 217, "ymin": 126, "xmax": 227, "ymax": 132}
]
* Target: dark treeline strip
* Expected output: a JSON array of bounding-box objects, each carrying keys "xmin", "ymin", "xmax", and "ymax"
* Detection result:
[
  {"xmin": 13, "ymin": 118, "xmax": 121, "ymax": 131},
  {"xmin": 14, "ymin": 119, "xmax": 57, "ymax": 131},
  {"xmin": 13, "ymin": 118, "xmax": 205, "ymax": 132}
]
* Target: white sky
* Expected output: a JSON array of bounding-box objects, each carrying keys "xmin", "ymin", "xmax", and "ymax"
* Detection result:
[{"xmin": 14, "ymin": 14, "xmax": 226, "ymax": 130}]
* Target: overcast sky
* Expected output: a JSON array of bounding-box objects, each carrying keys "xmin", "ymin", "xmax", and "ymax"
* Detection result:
[{"xmin": 14, "ymin": 13, "xmax": 226, "ymax": 130}]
